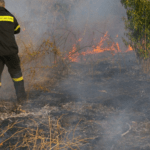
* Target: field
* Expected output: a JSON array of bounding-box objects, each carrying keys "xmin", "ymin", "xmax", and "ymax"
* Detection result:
[
  {"xmin": 0, "ymin": 51, "xmax": 150, "ymax": 150},
  {"xmin": 0, "ymin": 0, "xmax": 150, "ymax": 149}
]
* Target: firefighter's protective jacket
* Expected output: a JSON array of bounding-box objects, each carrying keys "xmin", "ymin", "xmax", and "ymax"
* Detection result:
[{"xmin": 0, "ymin": 7, "xmax": 20, "ymax": 56}]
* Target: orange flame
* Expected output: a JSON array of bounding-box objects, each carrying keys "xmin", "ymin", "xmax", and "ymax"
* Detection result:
[
  {"xmin": 116, "ymin": 42, "xmax": 121, "ymax": 52},
  {"xmin": 67, "ymin": 32, "xmax": 133, "ymax": 62},
  {"xmin": 125, "ymin": 45, "xmax": 133, "ymax": 52},
  {"xmin": 68, "ymin": 45, "xmax": 79, "ymax": 62},
  {"xmin": 78, "ymin": 38, "xmax": 82, "ymax": 42}
]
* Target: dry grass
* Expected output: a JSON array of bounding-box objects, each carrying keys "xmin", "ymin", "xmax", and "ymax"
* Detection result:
[
  {"xmin": 12, "ymin": 0, "xmax": 82, "ymax": 95},
  {"xmin": 0, "ymin": 116, "xmax": 93, "ymax": 150},
  {"xmin": 19, "ymin": 38, "xmax": 68, "ymax": 91},
  {"xmin": 1, "ymin": 1, "xmax": 96, "ymax": 149},
  {"xmin": 11, "ymin": 0, "xmax": 123, "ymax": 96},
  {"xmin": 2, "ymin": 0, "xmax": 149, "ymax": 149}
]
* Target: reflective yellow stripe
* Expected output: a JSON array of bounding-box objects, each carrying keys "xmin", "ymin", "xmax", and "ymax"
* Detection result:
[
  {"xmin": 0, "ymin": 82, "xmax": 1, "ymax": 86},
  {"xmin": 14, "ymin": 25, "xmax": 20, "ymax": 31},
  {"xmin": 13, "ymin": 76, "xmax": 23, "ymax": 82},
  {"xmin": 0, "ymin": 16, "xmax": 14, "ymax": 22}
]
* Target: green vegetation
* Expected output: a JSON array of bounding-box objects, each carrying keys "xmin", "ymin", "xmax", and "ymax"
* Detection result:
[{"xmin": 121, "ymin": 0, "xmax": 150, "ymax": 59}]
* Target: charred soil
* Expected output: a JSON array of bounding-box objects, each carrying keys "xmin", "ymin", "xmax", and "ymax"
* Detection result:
[{"xmin": 0, "ymin": 52, "xmax": 150, "ymax": 150}]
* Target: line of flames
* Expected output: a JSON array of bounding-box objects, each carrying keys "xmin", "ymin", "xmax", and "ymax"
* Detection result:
[{"xmin": 67, "ymin": 32, "xmax": 133, "ymax": 62}]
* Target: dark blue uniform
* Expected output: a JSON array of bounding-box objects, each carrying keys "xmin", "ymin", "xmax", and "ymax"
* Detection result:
[{"xmin": 0, "ymin": 6, "xmax": 26, "ymax": 103}]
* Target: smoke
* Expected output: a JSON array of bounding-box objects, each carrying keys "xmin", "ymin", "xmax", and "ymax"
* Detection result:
[
  {"xmin": 0, "ymin": 0, "xmax": 129, "ymax": 99},
  {"xmin": 5, "ymin": 0, "xmax": 127, "ymax": 49},
  {"xmin": 1, "ymin": 0, "xmax": 129, "ymax": 105},
  {"xmin": 1, "ymin": 0, "xmax": 150, "ymax": 149}
]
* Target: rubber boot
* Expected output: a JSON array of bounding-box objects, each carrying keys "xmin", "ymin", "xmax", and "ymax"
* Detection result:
[{"xmin": 13, "ymin": 80, "xmax": 27, "ymax": 105}]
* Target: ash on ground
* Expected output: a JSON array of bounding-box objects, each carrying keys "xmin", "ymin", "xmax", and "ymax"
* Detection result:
[{"xmin": 0, "ymin": 52, "xmax": 150, "ymax": 150}]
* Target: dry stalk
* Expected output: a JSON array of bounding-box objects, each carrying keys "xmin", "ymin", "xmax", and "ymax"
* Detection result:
[
  {"xmin": 0, "ymin": 116, "xmax": 95, "ymax": 150},
  {"xmin": 121, "ymin": 123, "xmax": 132, "ymax": 137}
]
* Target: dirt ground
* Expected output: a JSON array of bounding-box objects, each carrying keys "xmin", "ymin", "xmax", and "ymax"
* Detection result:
[{"xmin": 0, "ymin": 52, "xmax": 150, "ymax": 150}]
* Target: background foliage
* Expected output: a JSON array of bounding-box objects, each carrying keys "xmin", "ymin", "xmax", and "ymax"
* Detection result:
[{"xmin": 121, "ymin": 0, "xmax": 150, "ymax": 59}]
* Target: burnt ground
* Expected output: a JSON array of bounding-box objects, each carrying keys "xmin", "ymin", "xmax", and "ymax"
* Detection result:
[{"xmin": 0, "ymin": 52, "xmax": 150, "ymax": 149}]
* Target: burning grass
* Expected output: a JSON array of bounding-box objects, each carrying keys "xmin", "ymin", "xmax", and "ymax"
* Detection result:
[
  {"xmin": 1, "ymin": 1, "xmax": 150, "ymax": 149},
  {"xmin": 67, "ymin": 31, "xmax": 133, "ymax": 63},
  {"xmin": 16, "ymin": 30, "xmax": 134, "ymax": 99},
  {"xmin": 0, "ymin": 28, "xmax": 149, "ymax": 150}
]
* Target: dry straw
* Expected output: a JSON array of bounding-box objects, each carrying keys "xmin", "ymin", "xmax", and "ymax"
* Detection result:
[{"xmin": 0, "ymin": 116, "xmax": 94, "ymax": 149}]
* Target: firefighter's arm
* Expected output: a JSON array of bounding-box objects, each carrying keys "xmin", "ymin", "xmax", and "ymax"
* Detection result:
[{"xmin": 14, "ymin": 17, "xmax": 20, "ymax": 34}]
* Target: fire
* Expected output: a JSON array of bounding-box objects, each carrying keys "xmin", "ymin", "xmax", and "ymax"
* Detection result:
[
  {"xmin": 78, "ymin": 38, "xmax": 82, "ymax": 42},
  {"xmin": 125, "ymin": 45, "xmax": 133, "ymax": 52},
  {"xmin": 68, "ymin": 45, "xmax": 78, "ymax": 62},
  {"xmin": 116, "ymin": 42, "xmax": 121, "ymax": 52},
  {"xmin": 67, "ymin": 32, "xmax": 133, "ymax": 62}
]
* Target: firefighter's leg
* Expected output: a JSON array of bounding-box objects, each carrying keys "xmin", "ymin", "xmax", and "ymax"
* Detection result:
[
  {"xmin": 0, "ymin": 56, "xmax": 4, "ymax": 88},
  {"xmin": 4, "ymin": 54, "xmax": 26, "ymax": 103}
]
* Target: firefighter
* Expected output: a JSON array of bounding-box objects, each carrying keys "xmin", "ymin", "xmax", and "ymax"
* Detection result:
[{"xmin": 0, "ymin": 0, "xmax": 26, "ymax": 110}]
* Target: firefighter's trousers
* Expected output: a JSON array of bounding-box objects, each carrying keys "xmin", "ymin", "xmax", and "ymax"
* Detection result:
[{"xmin": 0, "ymin": 54, "xmax": 26, "ymax": 100}]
